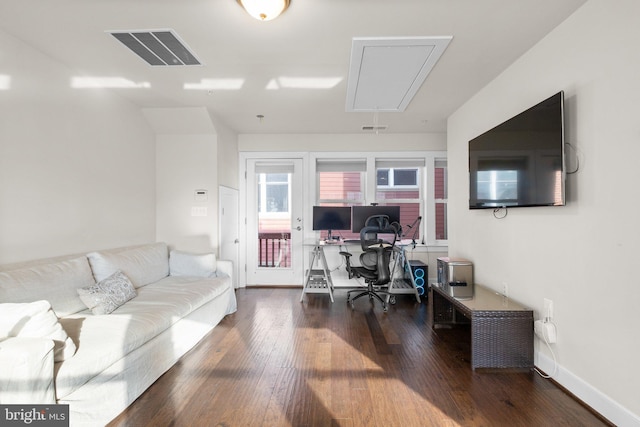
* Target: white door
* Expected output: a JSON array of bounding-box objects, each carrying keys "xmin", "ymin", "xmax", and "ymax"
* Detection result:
[
  {"xmin": 219, "ymin": 186, "xmax": 239, "ymax": 288},
  {"xmin": 246, "ymin": 158, "xmax": 304, "ymax": 285}
]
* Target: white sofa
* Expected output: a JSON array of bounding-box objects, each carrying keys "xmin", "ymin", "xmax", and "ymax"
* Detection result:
[{"xmin": 0, "ymin": 242, "xmax": 237, "ymax": 426}]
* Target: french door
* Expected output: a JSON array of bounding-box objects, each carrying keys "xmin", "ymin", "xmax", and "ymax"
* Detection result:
[{"xmin": 246, "ymin": 158, "xmax": 304, "ymax": 285}]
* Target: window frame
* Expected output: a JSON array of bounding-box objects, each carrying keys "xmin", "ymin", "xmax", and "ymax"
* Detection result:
[{"xmin": 312, "ymin": 152, "xmax": 447, "ymax": 247}]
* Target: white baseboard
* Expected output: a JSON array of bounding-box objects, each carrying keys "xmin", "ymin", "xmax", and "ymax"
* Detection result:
[{"xmin": 536, "ymin": 351, "xmax": 640, "ymax": 426}]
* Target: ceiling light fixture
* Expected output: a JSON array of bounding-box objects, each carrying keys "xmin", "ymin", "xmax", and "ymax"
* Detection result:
[{"xmin": 237, "ymin": 0, "xmax": 290, "ymax": 21}]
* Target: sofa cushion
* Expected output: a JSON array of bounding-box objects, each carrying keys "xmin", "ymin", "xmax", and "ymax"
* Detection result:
[
  {"xmin": 0, "ymin": 257, "xmax": 94, "ymax": 317},
  {"xmin": 77, "ymin": 270, "xmax": 137, "ymax": 315},
  {"xmin": 87, "ymin": 242, "xmax": 169, "ymax": 288},
  {"xmin": 169, "ymin": 250, "xmax": 217, "ymax": 277},
  {"xmin": 0, "ymin": 300, "xmax": 77, "ymax": 362}
]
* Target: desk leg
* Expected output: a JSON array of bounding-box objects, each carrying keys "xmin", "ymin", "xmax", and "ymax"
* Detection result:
[
  {"xmin": 300, "ymin": 248, "xmax": 319, "ymax": 302},
  {"xmin": 318, "ymin": 247, "xmax": 334, "ymax": 302},
  {"xmin": 301, "ymin": 245, "xmax": 334, "ymax": 303},
  {"xmin": 386, "ymin": 247, "xmax": 421, "ymax": 304}
]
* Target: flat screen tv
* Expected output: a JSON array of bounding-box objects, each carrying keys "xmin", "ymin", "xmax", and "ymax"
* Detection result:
[
  {"xmin": 351, "ymin": 205, "xmax": 401, "ymax": 232},
  {"xmin": 469, "ymin": 91, "xmax": 565, "ymax": 209},
  {"xmin": 312, "ymin": 206, "xmax": 352, "ymax": 240}
]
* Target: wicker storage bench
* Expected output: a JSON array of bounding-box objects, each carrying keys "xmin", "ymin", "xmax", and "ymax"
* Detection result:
[{"xmin": 430, "ymin": 283, "xmax": 534, "ymax": 370}]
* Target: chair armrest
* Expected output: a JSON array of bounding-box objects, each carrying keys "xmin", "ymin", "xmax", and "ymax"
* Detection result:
[{"xmin": 0, "ymin": 337, "xmax": 56, "ymax": 404}]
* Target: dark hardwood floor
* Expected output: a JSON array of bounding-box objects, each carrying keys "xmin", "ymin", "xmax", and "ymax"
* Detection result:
[{"xmin": 109, "ymin": 288, "xmax": 610, "ymax": 427}]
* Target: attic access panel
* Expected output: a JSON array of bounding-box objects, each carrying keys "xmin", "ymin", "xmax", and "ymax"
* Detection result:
[{"xmin": 345, "ymin": 36, "xmax": 452, "ymax": 112}]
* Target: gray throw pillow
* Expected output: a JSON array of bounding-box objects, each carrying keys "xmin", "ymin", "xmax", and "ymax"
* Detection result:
[{"xmin": 77, "ymin": 270, "xmax": 137, "ymax": 315}]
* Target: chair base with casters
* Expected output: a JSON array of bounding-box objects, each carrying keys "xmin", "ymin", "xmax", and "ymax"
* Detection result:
[
  {"xmin": 340, "ymin": 245, "xmax": 397, "ymax": 312},
  {"xmin": 346, "ymin": 283, "xmax": 395, "ymax": 312}
]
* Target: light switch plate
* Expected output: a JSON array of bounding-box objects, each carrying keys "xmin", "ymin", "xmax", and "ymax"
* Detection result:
[{"xmin": 191, "ymin": 206, "xmax": 207, "ymax": 217}]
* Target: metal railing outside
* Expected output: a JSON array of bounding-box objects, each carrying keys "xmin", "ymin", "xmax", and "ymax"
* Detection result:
[{"xmin": 258, "ymin": 232, "xmax": 291, "ymax": 267}]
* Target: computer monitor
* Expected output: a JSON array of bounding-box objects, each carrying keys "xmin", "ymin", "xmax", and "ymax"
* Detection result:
[
  {"xmin": 312, "ymin": 206, "xmax": 352, "ymax": 240},
  {"xmin": 351, "ymin": 205, "xmax": 401, "ymax": 232}
]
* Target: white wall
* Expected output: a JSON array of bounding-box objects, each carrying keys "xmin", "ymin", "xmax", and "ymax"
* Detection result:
[
  {"xmin": 149, "ymin": 108, "xmax": 238, "ymax": 255},
  {"xmin": 239, "ymin": 133, "xmax": 446, "ymax": 152},
  {"xmin": 210, "ymin": 114, "xmax": 239, "ymax": 190},
  {"xmin": 448, "ymin": 1, "xmax": 640, "ymax": 425},
  {"xmin": 156, "ymin": 134, "xmax": 219, "ymax": 253},
  {"xmin": 0, "ymin": 30, "xmax": 156, "ymax": 264}
]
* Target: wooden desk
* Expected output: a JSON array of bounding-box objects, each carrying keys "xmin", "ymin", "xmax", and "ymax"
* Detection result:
[{"xmin": 430, "ymin": 283, "xmax": 533, "ymax": 370}]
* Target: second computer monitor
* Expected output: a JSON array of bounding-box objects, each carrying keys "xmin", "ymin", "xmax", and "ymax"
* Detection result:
[{"xmin": 351, "ymin": 205, "xmax": 400, "ymax": 232}]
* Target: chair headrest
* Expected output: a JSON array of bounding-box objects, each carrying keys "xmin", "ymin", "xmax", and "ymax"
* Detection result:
[
  {"xmin": 359, "ymin": 214, "xmax": 401, "ymax": 249},
  {"xmin": 363, "ymin": 215, "xmax": 401, "ymax": 234}
]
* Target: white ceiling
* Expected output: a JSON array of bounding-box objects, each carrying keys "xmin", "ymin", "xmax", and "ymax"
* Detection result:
[{"xmin": 0, "ymin": 0, "xmax": 587, "ymax": 134}]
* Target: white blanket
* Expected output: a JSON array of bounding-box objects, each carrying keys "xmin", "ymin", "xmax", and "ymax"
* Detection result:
[{"xmin": 55, "ymin": 275, "xmax": 230, "ymax": 399}]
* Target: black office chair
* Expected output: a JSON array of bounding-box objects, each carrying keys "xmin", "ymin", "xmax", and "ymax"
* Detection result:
[{"xmin": 340, "ymin": 215, "xmax": 401, "ymax": 312}]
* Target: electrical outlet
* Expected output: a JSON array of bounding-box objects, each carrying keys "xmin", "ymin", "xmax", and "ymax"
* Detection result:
[
  {"xmin": 534, "ymin": 319, "xmax": 557, "ymax": 343},
  {"xmin": 502, "ymin": 282, "xmax": 508, "ymax": 297},
  {"xmin": 544, "ymin": 298, "xmax": 554, "ymax": 320}
]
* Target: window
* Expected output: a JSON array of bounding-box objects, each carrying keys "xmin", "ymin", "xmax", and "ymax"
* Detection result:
[
  {"xmin": 315, "ymin": 159, "xmax": 365, "ymax": 240},
  {"xmin": 316, "ymin": 159, "xmax": 365, "ymax": 204},
  {"xmin": 434, "ymin": 159, "xmax": 448, "ymax": 241},
  {"xmin": 258, "ymin": 173, "xmax": 290, "ymax": 214},
  {"xmin": 313, "ymin": 155, "xmax": 446, "ymax": 246},
  {"xmin": 317, "ymin": 171, "xmax": 364, "ymax": 203},
  {"xmin": 376, "ymin": 159, "xmax": 424, "ymax": 240},
  {"xmin": 377, "ymin": 168, "xmax": 418, "ymax": 188}
]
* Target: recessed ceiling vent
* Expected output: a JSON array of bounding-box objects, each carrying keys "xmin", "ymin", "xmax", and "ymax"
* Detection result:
[
  {"xmin": 346, "ymin": 36, "xmax": 452, "ymax": 112},
  {"xmin": 362, "ymin": 125, "xmax": 388, "ymax": 132},
  {"xmin": 109, "ymin": 29, "xmax": 201, "ymax": 66}
]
